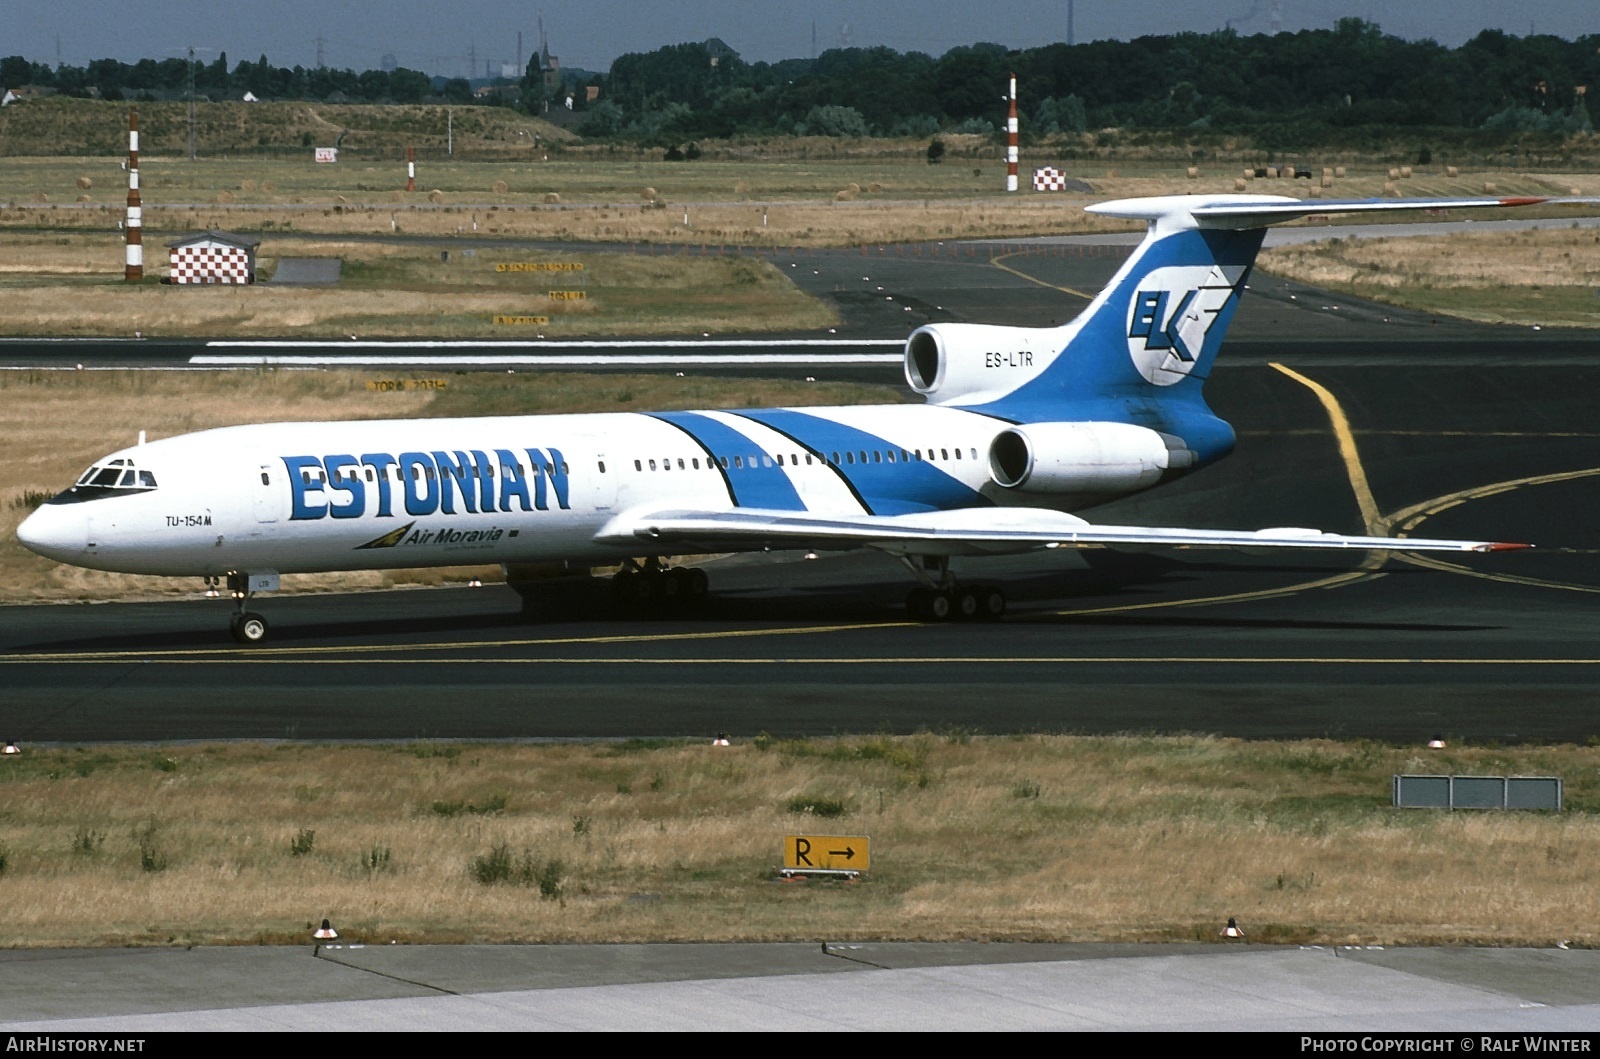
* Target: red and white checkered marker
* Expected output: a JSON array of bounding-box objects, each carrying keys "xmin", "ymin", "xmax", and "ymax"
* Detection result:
[
  {"xmin": 2, "ymin": 741, "xmax": 19, "ymax": 755},
  {"xmin": 1033, "ymin": 167, "xmax": 1068, "ymax": 191},
  {"xmin": 170, "ymin": 245, "xmax": 251, "ymax": 284},
  {"xmin": 1428, "ymin": 736, "xmax": 1447, "ymax": 749},
  {"xmin": 1222, "ymin": 917, "xmax": 1244, "ymax": 938},
  {"xmin": 313, "ymin": 919, "xmax": 338, "ymax": 940},
  {"xmin": 711, "ymin": 734, "xmax": 730, "ymax": 746}
]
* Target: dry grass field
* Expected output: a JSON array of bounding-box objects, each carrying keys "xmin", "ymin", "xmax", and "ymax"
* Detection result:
[
  {"xmin": 0, "ymin": 233, "xmax": 834, "ymax": 338},
  {"xmin": 0, "ymin": 370, "xmax": 905, "ymax": 602},
  {"xmin": 1, "ymin": 734, "xmax": 1596, "ymax": 948},
  {"xmin": 1, "ymin": 153, "xmax": 1591, "ymax": 247},
  {"xmin": 1260, "ymin": 227, "xmax": 1600, "ymax": 327}
]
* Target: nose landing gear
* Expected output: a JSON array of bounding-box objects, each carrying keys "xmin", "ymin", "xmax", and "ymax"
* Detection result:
[{"xmin": 221, "ymin": 571, "xmax": 270, "ymax": 645}]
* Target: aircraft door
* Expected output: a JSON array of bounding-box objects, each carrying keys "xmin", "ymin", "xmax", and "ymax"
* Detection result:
[
  {"xmin": 254, "ymin": 463, "xmax": 280, "ymax": 523},
  {"xmin": 591, "ymin": 452, "xmax": 615, "ymax": 513}
]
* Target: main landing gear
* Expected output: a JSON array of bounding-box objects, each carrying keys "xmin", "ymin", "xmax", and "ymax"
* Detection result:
[
  {"xmin": 610, "ymin": 558, "xmax": 710, "ymax": 618},
  {"xmin": 218, "ymin": 572, "xmax": 269, "ymax": 645},
  {"xmin": 901, "ymin": 556, "xmax": 1006, "ymax": 622}
]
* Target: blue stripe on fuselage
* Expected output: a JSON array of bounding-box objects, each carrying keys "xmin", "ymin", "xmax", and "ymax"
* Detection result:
[
  {"xmin": 649, "ymin": 411, "xmax": 806, "ymax": 511},
  {"xmin": 735, "ymin": 409, "xmax": 988, "ymax": 516}
]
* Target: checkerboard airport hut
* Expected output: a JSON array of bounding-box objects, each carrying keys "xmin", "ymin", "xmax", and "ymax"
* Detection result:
[{"xmin": 164, "ymin": 230, "xmax": 260, "ymax": 284}]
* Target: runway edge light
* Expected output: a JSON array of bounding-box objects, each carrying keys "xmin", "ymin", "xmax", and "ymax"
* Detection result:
[
  {"xmin": 2, "ymin": 740, "xmax": 19, "ymax": 756},
  {"xmin": 313, "ymin": 918, "xmax": 338, "ymax": 940},
  {"xmin": 1428, "ymin": 735, "xmax": 1447, "ymax": 749}
]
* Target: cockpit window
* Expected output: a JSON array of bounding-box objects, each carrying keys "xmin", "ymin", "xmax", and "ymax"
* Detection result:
[{"xmin": 48, "ymin": 458, "xmax": 159, "ymax": 505}]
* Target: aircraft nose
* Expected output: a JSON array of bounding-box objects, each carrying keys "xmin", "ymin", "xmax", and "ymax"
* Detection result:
[{"xmin": 17, "ymin": 504, "xmax": 85, "ymax": 562}]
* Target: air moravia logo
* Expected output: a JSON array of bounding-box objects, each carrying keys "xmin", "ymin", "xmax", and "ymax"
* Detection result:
[{"xmin": 356, "ymin": 522, "xmax": 415, "ymax": 550}]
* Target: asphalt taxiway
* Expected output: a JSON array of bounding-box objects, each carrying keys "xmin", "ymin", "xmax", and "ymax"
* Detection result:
[{"xmin": 3, "ymin": 233, "xmax": 1600, "ymax": 745}]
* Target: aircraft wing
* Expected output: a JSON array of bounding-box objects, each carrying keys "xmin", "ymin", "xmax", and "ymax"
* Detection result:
[{"xmin": 594, "ymin": 506, "xmax": 1528, "ymax": 557}]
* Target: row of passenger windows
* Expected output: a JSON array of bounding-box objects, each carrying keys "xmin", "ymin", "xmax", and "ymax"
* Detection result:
[
  {"xmin": 633, "ymin": 447, "xmax": 980, "ymax": 473},
  {"xmin": 288, "ymin": 460, "xmax": 571, "ymax": 487}
]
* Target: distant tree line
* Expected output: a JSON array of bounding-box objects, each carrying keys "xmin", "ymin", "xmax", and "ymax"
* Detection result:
[
  {"xmin": 5, "ymin": 20, "xmax": 1597, "ymax": 147},
  {"xmin": 0, "ymin": 52, "xmax": 443, "ymax": 105},
  {"xmin": 581, "ymin": 21, "xmax": 1598, "ymax": 148}
]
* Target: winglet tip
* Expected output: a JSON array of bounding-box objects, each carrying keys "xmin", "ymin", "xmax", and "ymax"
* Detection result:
[{"xmin": 1480, "ymin": 541, "xmax": 1534, "ymax": 552}]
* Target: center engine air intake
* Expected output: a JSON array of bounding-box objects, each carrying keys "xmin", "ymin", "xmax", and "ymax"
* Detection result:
[{"xmin": 988, "ymin": 421, "xmax": 1183, "ymax": 495}]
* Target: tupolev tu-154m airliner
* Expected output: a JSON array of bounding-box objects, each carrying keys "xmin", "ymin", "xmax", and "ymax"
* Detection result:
[{"xmin": 19, "ymin": 193, "xmax": 1573, "ymax": 643}]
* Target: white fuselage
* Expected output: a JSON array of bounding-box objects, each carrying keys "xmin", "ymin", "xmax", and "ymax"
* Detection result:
[{"xmin": 20, "ymin": 404, "xmax": 1049, "ymax": 577}]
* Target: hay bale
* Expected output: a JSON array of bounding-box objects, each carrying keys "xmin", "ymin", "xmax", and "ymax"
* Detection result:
[
  {"xmin": 30, "ymin": 192, "xmax": 48, "ymax": 203},
  {"xmin": 1334, "ymin": 166, "xmax": 1346, "ymax": 178},
  {"xmin": 1320, "ymin": 175, "xmax": 1333, "ymax": 189},
  {"xmin": 1383, "ymin": 180, "xmax": 1399, "ymax": 198},
  {"xmin": 1482, "ymin": 181, "xmax": 1497, "ymax": 194},
  {"xmin": 428, "ymin": 189, "xmax": 445, "ymax": 204},
  {"xmin": 1265, "ymin": 167, "xmax": 1278, "ymax": 179},
  {"xmin": 867, "ymin": 181, "xmax": 882, "ymax": 193},
  {"xmin": 1243, "ymin": 168, "xmax": 1254, "ymax": 180},
  {"xmin": 834, "ymin": 188, "xmax": 857, "ymax": 201},
  {"xmin": 733, "ymin": 180, "xmax": 750, "ymax": 196},
  {"xmin": 1185, "ymin": 166, "xmax": 1199, "ymax": 179},
  {"xmin": 335, "ymin": 195, "xmax": 349, "ymax": 204},
  {"xmin": 1446, "ymin": 165, "xmax": 1459, "ymax": 178},
  {"xmin": 216, "ymin": 190, "xmax": 235, "ymax": 204},
  {"xmin": 1233, "ymin": 177, "xmax": 1248, "ymax": 192},
  {"xmin": 387, "ymin": 190, "xmax": 405, "ymax": 202},
  {"xmin": 75, "ymin": 194, "xmax": 91, "ymax": 203},
  {"xmin": 1308, "ymin": 185, "xmax": 1322, "ymax": 199},
  {"xmin": 75, "ymin": 175, "xmax": 92, "ymax": 191},
  {"xmin": 492, "ymin": 180, "xmax": 508, "ymax": 194},
  {"xmin": 544, "ymin": 192, "xmax": 561, "ymax": 204},
  {"xmin": 847, "ymin": 182, "xmax": 860, "ymax": 194},
  {"xmin": 1322, "ymin": 167, "xmax": 1333, "ymax": 178},
  {"xmin": 1399, "ymin": 165, "xmax": 1412, "ymax": 179},
  {"xmin": 641, "ymin": 187, "xmax": 656, "ymax": 202},
  {"xmin": 261, "ymin": 180, "xmax": 275, "ymax": 192},
  {"xmin": 241, "ymin": 179, "xmax": 256, "ymax": 191},
  {"xmin": 1387, "ymin": 167, "xmax": 1400, "ymax": 180}
]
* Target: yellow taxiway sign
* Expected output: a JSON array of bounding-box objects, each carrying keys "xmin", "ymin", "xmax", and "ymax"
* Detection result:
[{"xmin": 784, "ymin": 834, "xmax": 869, "ymax": 873}]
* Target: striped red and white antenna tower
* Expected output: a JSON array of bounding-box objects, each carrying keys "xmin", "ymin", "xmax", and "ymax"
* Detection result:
[
  {"xmin": 407, "ymin": 146, "xmax": 416, "ymax": 192},
  {"xmin": 125, "ymin": 109, "xmax": 142, "ymax": 282},
  {"xmin": 1006, "ymin": 72, "xmax": 1019, "ymax": 192}
]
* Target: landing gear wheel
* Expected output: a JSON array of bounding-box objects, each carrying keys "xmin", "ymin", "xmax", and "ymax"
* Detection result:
[
  {"xmin": 955, "ymin": 588, "xmax": 981, "ymax": 621},
  {"xmin": 230, "ymin": 612, "xmax": 268, "ymax": 645},
  {"xmin": 926, "ymin": 590, "xmax": 954, "ymax": 621}
]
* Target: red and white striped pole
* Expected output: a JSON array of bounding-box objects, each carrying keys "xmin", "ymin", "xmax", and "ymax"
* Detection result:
[
  {"xmin": 406, "ymin": 146, "xmax": 416, "ymax": 192},
  {"xmin": 125, "ymin": 109, "xmax": 142, "ymax": 281},
  {"xmin": 1006, "ymin": 72, "xmax": 1019, "ymax": 192}
]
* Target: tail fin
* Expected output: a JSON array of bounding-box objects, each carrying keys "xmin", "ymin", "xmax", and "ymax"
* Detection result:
[{"xmin": 957, "ymin": 192, "xmax": 1592, "ymax": 416}]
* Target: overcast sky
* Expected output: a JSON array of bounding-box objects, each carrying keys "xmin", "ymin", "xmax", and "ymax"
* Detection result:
[{"xmin": 4, "ymin": 2, "xmax": 1594, "ymax": 78}]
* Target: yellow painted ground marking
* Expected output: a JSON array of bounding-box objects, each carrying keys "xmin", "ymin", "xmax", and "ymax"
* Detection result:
[
  {"xmin": 1, "ymin": 621, "xmax": 913, "ymax": 664},
  {"xmin": 1268, "ymin": 362, "xmax": 1384, "ymax": 535},
  {"xmin": 989, "ymin": 253, "xmax": 1095, "ymax": 300}
]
